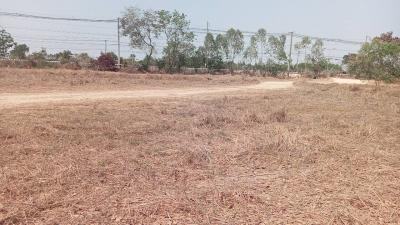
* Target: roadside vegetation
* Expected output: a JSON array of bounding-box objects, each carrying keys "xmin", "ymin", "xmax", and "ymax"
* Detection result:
[
  {"xmin": 1, "ymin": 8, "xmax": 399, "ymax": 82},
  {"xmin": 343, "ymin": 32, "xmax": 400, "ymax": 82}
]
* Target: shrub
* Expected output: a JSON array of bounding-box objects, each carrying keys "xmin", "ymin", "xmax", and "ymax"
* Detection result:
[
  {"xmin": 345, "ymin": 32, "xmax": 400, "ymax": 82},
  {"xmin": 96, "ymin": 53, "xmax": 117, "ymax": 71},
  {"xmin": 76, "ymin": 53, "xmax": 94, "ymax": 69}
]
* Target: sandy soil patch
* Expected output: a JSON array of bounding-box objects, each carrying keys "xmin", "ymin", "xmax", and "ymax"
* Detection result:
[{"xmin": 0, "ymin": 81, "xmax": 293, "ymax": 108}]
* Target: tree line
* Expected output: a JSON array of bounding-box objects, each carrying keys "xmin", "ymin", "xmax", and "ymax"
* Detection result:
[
  {"xmin": 120, "ymin": 7, "xmax": 336, "ymax": 75},
  {"xmin": 0, "ymin": 7, "xmax": 339, "ymax": 75},
  {"xmin": 1, "ymin": 7, "xmax": 399, "ymax": 81}
]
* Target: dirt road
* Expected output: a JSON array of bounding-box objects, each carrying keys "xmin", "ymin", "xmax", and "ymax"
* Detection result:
[
  {"xmin": 0, "ymin": 81, "xmax": 293, "ymax": 108},
  {"xmin": 309, "ymin": 77, "xmax": 371, "ymax": 85}
]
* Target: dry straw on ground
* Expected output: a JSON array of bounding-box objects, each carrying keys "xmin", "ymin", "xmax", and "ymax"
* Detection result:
[
  {"xmin": 0, "ymin": 68, "xmax": 259, "ymax": 93},
  {"xmin": 0, "ymin": 69, "xmax": 399, "ymax": 224}
]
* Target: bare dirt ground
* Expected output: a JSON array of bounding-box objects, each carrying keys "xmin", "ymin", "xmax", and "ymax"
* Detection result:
[
  {"xmin": 0, "ymin": 80, "xmax": 293, "ymax": 108},
  {"xmin": 309, "ymin": 77, "xmax": 372, "ymax": 85},
  {"xmin": 1, "ymin": 68, "xmax": 400, "ymax": 224}
]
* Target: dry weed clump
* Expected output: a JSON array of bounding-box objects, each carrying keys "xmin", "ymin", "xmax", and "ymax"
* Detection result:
[
  {"xmin": 349, "ymin": 85, "xmax": 361, "ymax": 92},
  {"xmin": 245, "ymin": 112, "xmax": 264, "ymax": 124},
  {"xmin": 269, "ymin": 108, "xmax": 288, "ymax": 122},
  {"xmin": 197, "ymin": 114, "xmax": 235, "ymax": 128},
  {"xmin": 0, "ymin": 80, "xmax": 399, "ymax": 224},
  {"xmin": 180, "ymin": 146, "xmax": 212, "ymax": 169}
]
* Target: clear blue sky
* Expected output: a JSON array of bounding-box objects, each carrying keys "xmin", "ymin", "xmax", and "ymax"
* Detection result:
[{"xmin": 1, "ymin": 0, "xmax": 399, "ymax": 59}]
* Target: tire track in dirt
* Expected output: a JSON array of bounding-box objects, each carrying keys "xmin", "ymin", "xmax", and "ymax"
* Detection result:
[{"xmin": 0, "ymin": 81, "xmax": 293, "ymax": 108}]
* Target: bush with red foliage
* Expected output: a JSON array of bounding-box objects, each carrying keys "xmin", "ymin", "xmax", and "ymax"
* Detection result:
[
  {"xmin": 377, "ymin": 32, "xmax": 400, "ymax": 44},
  {"xmin": 96, "ymin": 53, "xmax": 117, "ymax": 71}
]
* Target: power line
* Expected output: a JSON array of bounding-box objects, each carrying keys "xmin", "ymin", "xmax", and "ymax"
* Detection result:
[
  {"xmin": 6, "ymin": 26, "xmax": 117, "ymax": 38},
  {"xmin": 325, "ymin": 48, "xmax": 358, "ymax": 52},
  {"xmin": 14, "ymin": 37, "xmax": 131, "ymax": 46},
  {"xmin": 293, "ymin": 33, "xmax": 364, "ymax": 45},
  {"xmin": 1, "ymin": 11, "xmax": 363, "ymax": 45},
  {"xmin": 14, "ymin": 37, "xmax": 114, "ymax": 43},
  {"xmin": 0, "ymin": 11, "xmax": 117, "ymax": 23},
  {"xmin": 190, "ymin": 27, "xmax": 287, "ymax": 37}
]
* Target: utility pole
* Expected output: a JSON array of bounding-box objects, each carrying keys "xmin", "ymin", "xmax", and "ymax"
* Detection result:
[
  {"xmin": 104, "ymin": 40, "xmax": 107, "ymax": 53},
  {"xmin": 206, "ymin": 21, "xmax": 209, "ymax": 69},
  {"xmin": 365, "ymin": 35, "xmax": 370, "ymax": 43},
  {"xmin": 287, "ymin": 32, "xmax": 293, "ymax": 75},
  {"xmin": 117, "ymin": 18, "xmax": 121, "ymax": 68},
  {"xmin": 304, "ymin": 48, "xmax": 307, "ymax": 74}
]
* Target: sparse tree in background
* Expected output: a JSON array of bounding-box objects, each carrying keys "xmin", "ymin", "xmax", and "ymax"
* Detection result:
[
  {"xmin": 268, "ymin": 35, "xmax": 287, "ymax": 63},
  {"xmin": 55, "ymin": 50, "xmax": 73, "ymax": 64},
  {"xmin": 342, "ymin": 53, "xmax": 357, "ymax": 65},
  {"xmin": 255, "ymin": 28, "xmax": 268, "ymax": 64},
  {"xmin": 121, "ymin": 7, "xmax": 161, "ymax": 70},
  {"xmin": 30, "ymin": 49, "xmax": 47, "ymax": 61},
  {"xmin": 267, "ymin": 35, "xmax": 292, "ymax": 76},
  {"xmin": 28, "ymin": 48, "xmax": 48, "ymax": 67},
  {"xmin": 204, "ymin": 33, "xmax": 216, "ymax": 68},
  {"xmin": 308, "ymin": 39, "xmax": 327, "ymax": 76},
  {"xmin": 225, "ymin": 28, "xmax": 244, "ymax": 72},
  {"xmin": 215, "ymin": 34, "xmax": 229, "ymax": 61},
  {"xmin": 244, "ymin": 36, "xmax": 258, "ymax": 65},
  {"xmin": 158, "ymin": 10, "xmax": 195, "ymax": 73},
  {"xmin": 294, "ymin": 36, "xmax": 311, "ymax": 72},
  {"xmin": 76, "ymin": 53, "xmax": 93, "ymax": 69},
  {"xmin": 345, "ymin": 32, "xmax": 400, "ymax": 82},
  {"xmin": 203, "ymin": 33, "xmax": 224, "ymax": 70},
  {"xmin": 10, "ymin": 44, "xmax": 29, "ymax": 59},
  {"xmin": 0, "ymin": 29, "xmax": 15, "ymax": 57},
  {"xmin": 191, "ymin": 46, "xmax": 207, "ymax": 68}
]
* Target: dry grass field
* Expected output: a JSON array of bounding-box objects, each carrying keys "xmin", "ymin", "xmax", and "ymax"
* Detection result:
[
  {"xmin": 0, "ymin": 68, "xmax": 260, "ymax": 93},
  {"xmin": 0, "ymin": 68, "xmax": 399, "ymax": 224}
]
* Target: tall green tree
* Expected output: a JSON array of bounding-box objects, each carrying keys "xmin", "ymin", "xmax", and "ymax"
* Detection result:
[
  {"xmin": 268, "ymin": 35, "xmax": 287, "ymax": 63},
  {"xmin": 204, "ymin": 33, "xmax": 216, "ymax": 55},
  {"xmin": 0, "ymin": 29, "xmax": 15, "ymax": 57},
  {"xmin": 225, "ymin": 28, "xmax": 244, "ymax": 63},
  {"xmin": 203, "ymin": 33, "xmax": 224, "ymax": 70},
  {"xmin": 190, "ymin": 46, "xmax": 206, "ymax": 68},
  {"xmin": 204, "ymin": 33, "xmax": 216, "ymax": 68},
  {"xmin": 55, "ymin": 50, "xmax": 73, "ymax": 64},
  {"xmin": 215, "ymin": 34, "xmax": 229, "ymax": 61},
  {"xmin": 10, "ymin": 44, "xmax": 29, "ymax": 59},
  {"xmin": 30, "ymin": 49, "xmax": 47, "ymax": 61},
  {"xmin": 225, "ymin": 28, "xmax": 244, "ymax": 72},
  {"xmin": 294, "ymin": 36, "xmax": 311, "ymax": 71},
  {"xmin": 294, "ymin": 36, "xmax": 311, "ymax": 57},
  {"xmin": 121, "ymin": 7, "xmax": 161, "ymax": 69},
  {"xmin": 308, "ymin": 39, "xmax": 327, "ymax": 76},
  {"xmin": 255, "ymin": 28, "xmax": 268, "ymax": 64},
  {"xmin": 158, "ymin": 10, "xmax": 195, "ymax": 73},
  {"xmin": 244, "ymin": 36, "xmax": 258, "ymax": 65}
]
